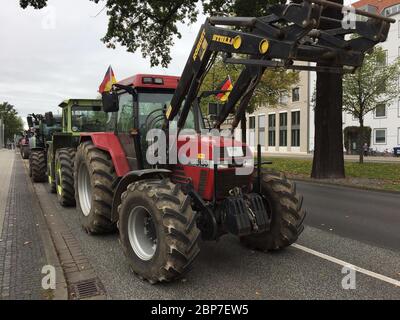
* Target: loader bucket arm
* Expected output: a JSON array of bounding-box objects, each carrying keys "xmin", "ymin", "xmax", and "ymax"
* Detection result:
[{"xmin": 164, "ymin": 0, "xmax": 394, "ymax": 132}]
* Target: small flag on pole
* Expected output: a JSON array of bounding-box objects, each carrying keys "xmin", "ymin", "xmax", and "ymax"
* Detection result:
[
  {"xmin": 216, "ymin": 76, "xmax": 233, "ymax": 102},
  {"xmin": 98, "ymin": 66, "xmax": 117, "ymax": 93}
]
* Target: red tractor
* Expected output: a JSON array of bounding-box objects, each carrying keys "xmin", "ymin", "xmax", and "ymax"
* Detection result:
[{"xmin": 74, "ymin": 0, "xmax": 392, "ymax": 283}]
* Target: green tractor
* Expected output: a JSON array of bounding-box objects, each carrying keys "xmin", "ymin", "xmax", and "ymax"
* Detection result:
[
  {"xmin": 47, "ymin": 99, "xmax": 111, "ymax": 206},
  {"xmin": 28, "ymin": 113, "xmax": 62, "ymax": 182}
]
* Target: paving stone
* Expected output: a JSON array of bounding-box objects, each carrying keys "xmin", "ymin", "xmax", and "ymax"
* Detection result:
[{"xmin": 0, "ymin": 157, "xmax": 48, "ymax": 299}]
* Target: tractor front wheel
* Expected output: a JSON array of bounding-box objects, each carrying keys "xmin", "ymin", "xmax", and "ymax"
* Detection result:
[
  {"xmin": 75, "ymin": 141, "xmax": 116, "ymax": 234},
  {"xmin": 30, "ymin": 150, "xmax": 47, "ymax": 183},
  {"xmin": 240, "ymin": 170, "xmax": 306, "ymax": 251},
  {"xmin": 55, "ymin": 148, "xmax": 76, "ymax": 206},
  {"xmin": 118, "ymin": 179, "xmax": 201, "ymax": 283}
]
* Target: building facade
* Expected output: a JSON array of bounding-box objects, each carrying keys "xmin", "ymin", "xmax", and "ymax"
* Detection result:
[
  {"xmin": 247, "ymin": 0, "xmax": 400, "ymax": 154},
  {"xmin": 342, "ymin": 0, "xmax": 400, "ymax": 152},
  {"xmin": 246, "ymin": 70, "xmax": 311, "ymax": 154}
]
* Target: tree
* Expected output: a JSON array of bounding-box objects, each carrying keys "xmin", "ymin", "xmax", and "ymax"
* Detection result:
[
  {"xmin": 311, "ymin": 0, "xmax": 345, "ymax": 179},
  {"xmin": 19, "ymin": 0, "xmax": 279, "ymax": 68},
  {"xmin": 0, "ymin": 102, "xmax": 24, "ymax": 146},
  {"xmin": 343, "ymin": 47, "xmax": 400, "ymax": 163}
]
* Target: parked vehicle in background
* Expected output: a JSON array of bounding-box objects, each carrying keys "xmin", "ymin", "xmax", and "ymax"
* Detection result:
[{"xmin": 47, "ymin": 99, "xmax": 111, "ymax": 206}]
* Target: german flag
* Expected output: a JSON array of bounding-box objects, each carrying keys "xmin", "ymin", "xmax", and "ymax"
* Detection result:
[
  {"xmin": 216, "ymin": 76, "xmax": 233, "ymax": 102},
  {"xmin": 98, "ymin": 66, "xmax": 117, "ymax": 93}
]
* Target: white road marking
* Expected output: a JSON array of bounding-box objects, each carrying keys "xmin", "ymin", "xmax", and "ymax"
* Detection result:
[{"xmin": 292, "ymin": 244, "xmax": 400, "ymax": 288}]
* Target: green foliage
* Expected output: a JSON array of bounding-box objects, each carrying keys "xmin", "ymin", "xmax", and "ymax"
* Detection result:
[
  {"xmin": 263, "ymin": 157, "xmax": 400, "ymax": 192},
  {"xmin": 343, "ymin": 46, "xmax": 400, "ymax": 121},
  {"xmin": 0, "ymin": 102, "xmax": 24, "ymax": 144},
  {"xmin": 200, "ymin": 57, "xmax": 299, "ymax": 114},
  {"xmin": 19, "ymin": 0, "xmax": 280, "ymax": 67}
]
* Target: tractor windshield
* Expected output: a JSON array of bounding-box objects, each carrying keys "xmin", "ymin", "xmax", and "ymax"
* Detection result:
[
  {"xmin": 138, "ymin": 92, "xmax": 173, "ymax": 131},
  {"xmin": 137, "ymin": 91, "xmax": 205, "ymax": 133},
  {"xmin": 71, "ymin": 106, "xmax": 109, "ymax": 132}
]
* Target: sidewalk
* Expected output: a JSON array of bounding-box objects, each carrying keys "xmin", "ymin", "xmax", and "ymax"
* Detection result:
[{"xmin": 0, "ymin": 149, "xmax": 63, "ymax": 299}]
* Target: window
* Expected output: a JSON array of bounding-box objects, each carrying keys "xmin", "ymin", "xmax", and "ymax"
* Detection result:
[
  {"xmin": 374, "ymin": 129, "xmax": 387, "ymax": 144},
  {"xmin": 249, "ymin": 116, "xmax": 255, "ymax": 129},
  {"xmin": 398, "ymin": 127, "xmax": 400, "ymax": 145},
  {"xmin": 72, "ymin": 106, "xmax": 108, "ymax": 132},
  {"xmin": 268, "ymin": 114, "xmax": 276, "ymax": 147},
  {"xmin": 291, "ymin": 111, "xmax": 300, "ymax": 147},
  {"xmin": 292, "ymin": 87, "xmax": 300, "ymax": 102},
  {"xmin": 279, "ymin": 94, "xmax": 288, "ymax": 105},
  {"xmin": 118, "ymin": 93, "xmax": 134, "ymax": 133},
  {"xmin": 291, "ymin": 111, "xmax": 300, "ymax": 126},
  {"xmin": 399, "ymin": 20, "xmax": 400, "ymax": 38},
  {"xmin": 375, "ymin": 104, "xmax": 386, "ymax": 118},
  {"xmin": 258, "ymin": 115, "xmax": 265, "ymax": 146},
  {"xmin": 279, "ymin": 112, "xmax": 287, "ymax": 147},
  {"xmin": 398, "ymin": 100, "xmax": 400, "ymax": 117},
  {"xmin": 248, "ymin": 116, "xmax": 256, "ymax": 147},
  {"xmin": 63, "ymin": 108, "xmax": 68, "ymax": 131}
]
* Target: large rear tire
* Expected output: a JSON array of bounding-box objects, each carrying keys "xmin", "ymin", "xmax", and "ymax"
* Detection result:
[
  {"xmin": 240, "ymin": 170, "xmax": 306, "ymax": 251},
  {"xmin": 30, "ymin": 150, "xmax": 47, "ymax": 183},
  {"xmin": 118, "ymin": 179, "xmax": 201, "ymax": 284},
  {"xmin": 75, "ymin": 141, "xmax": 116, "ymax": 234},
  {"xmin": 55, "ymin": 148, "xmax": 76, "ymax": 206}
]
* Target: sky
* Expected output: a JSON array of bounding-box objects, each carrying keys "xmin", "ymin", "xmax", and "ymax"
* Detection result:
[{"xmin": 0, "ymin": 0, "xmax": 205, "ymax": 125}]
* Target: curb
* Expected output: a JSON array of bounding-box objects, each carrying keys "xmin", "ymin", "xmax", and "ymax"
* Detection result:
[
  {"xmin": 22, "ymin": 158, "xmax": 69, "ymax": 300},
  {"xmin": 290, "ymin": 176, "xmax": 400, "ymax": 195}
]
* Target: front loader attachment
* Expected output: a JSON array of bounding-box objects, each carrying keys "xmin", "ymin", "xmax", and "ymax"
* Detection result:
[{"xmin": 165, "ymin": 0, "xmax": 394, "ymax": 131}]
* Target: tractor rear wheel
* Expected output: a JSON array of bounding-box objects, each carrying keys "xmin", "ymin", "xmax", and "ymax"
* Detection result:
[
  {"xmin": 75, "ymin": 141, "xmax": 116, "ymax": 234},
  {"xmin": 240, "ymin": 170, "xmax": 306, "ymax": 251},
  {"xmin": 55, "ymin": 148, "xmax": 76, "ymax": 206},
  {"xmin": 118, "ymin": 179, "xmax": 201, "ymax": 283},
  {"xmin": 30, "ymin": 150, "xmax": 47, "ymax": 183}
]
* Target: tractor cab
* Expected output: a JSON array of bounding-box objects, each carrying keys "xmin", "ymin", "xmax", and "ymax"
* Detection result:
[
  {"xmin": 58, "ymin": 99, "xmax": 111, "ymax": 134},
  {"xmin": 102, "ymin": 74, "xmax": 209, "ymax": 170}
]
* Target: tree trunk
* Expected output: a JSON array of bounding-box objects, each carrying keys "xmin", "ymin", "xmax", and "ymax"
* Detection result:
[
  {"xmin": 241, "ymin": 114, "xmax": 246, "ymax": 144},
  {"xmin": 311, "ymin": 0, "xmax": 345, "ymax": 179},
  {"xmin": 359, "ymin": 118, "xmax": 364, "ymax": 164}
]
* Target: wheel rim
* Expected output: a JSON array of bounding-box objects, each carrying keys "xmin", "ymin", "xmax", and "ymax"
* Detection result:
[
  {"xmin": 78, "ymin": 163, "xmax": 92, "ymax": 217},
  {"xmin": 128, "ymin": 206, "xmax": 157, "ymax": 261}
]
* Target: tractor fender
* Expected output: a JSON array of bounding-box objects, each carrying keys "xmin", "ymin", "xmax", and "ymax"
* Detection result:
[
  {"xmin": 111, "ymin": 169, "xmax": 171, "ymax": 222},
  {"xmin": 79, "ymin": 133, "xmax": 130, "ymax": 177}
]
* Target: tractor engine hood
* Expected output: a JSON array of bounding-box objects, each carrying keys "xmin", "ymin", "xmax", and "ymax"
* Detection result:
[{"xmin": 175, "ymin": 133, "xmax": 253, "ymax": 164}]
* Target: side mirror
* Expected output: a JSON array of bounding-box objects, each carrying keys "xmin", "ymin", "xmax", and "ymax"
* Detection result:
[
  {"xmin": 27, "ymin": 116, "xmax": 33, "ymax": 128},
  {"xmin": 102, "ymin": 92, "xmax": 119, "ymax": 113},
  {"xmin": 45, "ymin": 112, "xmax": 54, "ymax": 127}
]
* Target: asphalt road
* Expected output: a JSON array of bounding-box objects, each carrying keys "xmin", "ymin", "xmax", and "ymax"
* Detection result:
[
  {"xmin": 297, "ymin": 181, "xmax": 400, "ymax": 252},
  {"xmin": 31, "ymin": 170, "xmax": 400, "ymax": 299}
]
